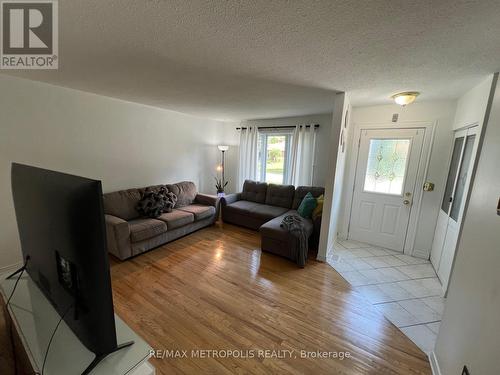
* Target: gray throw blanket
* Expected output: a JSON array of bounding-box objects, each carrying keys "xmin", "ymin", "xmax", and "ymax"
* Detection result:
[{"xmin": 280, "ymin": 214, "xmax": 308, "ymax": 267}]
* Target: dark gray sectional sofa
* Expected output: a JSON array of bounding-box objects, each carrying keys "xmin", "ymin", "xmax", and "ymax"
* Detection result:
[
  {"xmin": 103, "ymin": 181, "xmax": 218, "ymax": 260},
  {"xmin": 221, "ymin": 180, "xmax": 324, "ymax": 263}
]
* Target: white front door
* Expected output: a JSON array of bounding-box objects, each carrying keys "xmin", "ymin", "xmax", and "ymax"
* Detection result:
[
  {"xmin": 431, "ymin": 126, "xmax": 479, "ymax": 291},
  {"xmin": 348, "ymin": 128, "xmax": 425, "ymax": 251}
]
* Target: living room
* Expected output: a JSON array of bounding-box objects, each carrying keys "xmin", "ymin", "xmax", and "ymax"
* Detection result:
[{"xmin": 1, "ymin": 1, "xmax": 500, "ymax": 375}]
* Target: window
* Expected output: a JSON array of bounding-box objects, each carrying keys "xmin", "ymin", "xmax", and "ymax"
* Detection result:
[
  {"xmin": 450, "ymin": 134, "xmax": 475, "ymax": 221},
  {"xmin": 363, "ymin": 138, "xmax": 410, "ymax": 195},
  {"xmin": 441, "ymin": 137, "xmax": 464, "ymax": 213},
  {"xmin": 257, "ymin": 132, "xmax": 291, "ymax": 184}
]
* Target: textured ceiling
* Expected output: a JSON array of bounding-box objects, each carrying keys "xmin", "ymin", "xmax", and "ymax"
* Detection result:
[{"xmin": 4, "ymin": 0, "xmax": 500, "ymax": 120}]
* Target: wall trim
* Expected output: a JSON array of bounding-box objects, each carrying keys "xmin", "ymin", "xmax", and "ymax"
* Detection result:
[
  {"xmin": 0, "ymin": 261, "xmax": 22, "ymax": 277},
  {"xmin": 428, "ymin": 351, "xmax": 442, "ymax": 375}
]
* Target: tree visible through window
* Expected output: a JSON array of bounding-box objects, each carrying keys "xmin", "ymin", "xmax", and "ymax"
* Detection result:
[{"xmin": 257, "ymin": 133, "xmax": 291, "ymax": 184}]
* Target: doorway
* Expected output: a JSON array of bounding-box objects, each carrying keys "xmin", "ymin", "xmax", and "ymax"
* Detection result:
[
  {"xmin": 348, "ymin": 128, "xmax": 426, "ymax": 252},
  {"xmin": 430, "ymin": 126, "xmax": 479, "ymax": 291}
]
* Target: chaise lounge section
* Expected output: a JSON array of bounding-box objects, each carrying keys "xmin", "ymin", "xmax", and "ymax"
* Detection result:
[
  {"xmin": 103, "ymin": 181, "xmax": 219, "ymax": 260},
  {"xmin": 221, "ymin": 180, "xmax": 324, "ymax": 264}
]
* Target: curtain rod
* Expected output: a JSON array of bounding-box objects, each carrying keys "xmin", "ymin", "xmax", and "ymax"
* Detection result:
[{"xmin": 236, "ymin": 124, "xmax": 320, "ymax": 130}]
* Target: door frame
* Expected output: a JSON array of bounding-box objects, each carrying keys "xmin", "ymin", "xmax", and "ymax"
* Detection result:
[
  {"xmin": 341, "ymin": 121, "xmax": 435, "ymax": 255},
  {"xmin": 432, "ymin": 123, "xmax": 480, "ymax": 294}
]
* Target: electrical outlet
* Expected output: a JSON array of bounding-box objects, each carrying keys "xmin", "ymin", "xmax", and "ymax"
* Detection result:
[{"xmin": 462, "ymin": 365, "xmax": 470, "ymax": 375}]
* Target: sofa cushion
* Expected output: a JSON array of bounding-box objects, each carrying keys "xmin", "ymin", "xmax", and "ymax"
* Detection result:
[
  {"xmin": 265, "ymin": 184, "xmax": 295, "ymax": 208},
  {"xmin": 103, "ymin": 188, "xmax": 142, "ymax": 220},
  {"xmin": 224, "ymin": 200, "xmax": 262, "ymax": 216},
  {"xmin": 250, "ymin": 204, "xmax": 289, "ymax": 221},
  {"xmin": 140, "ymin": 184, "xmax": 165, "ymax": 194},
  {"xmin": 241, "ymin": 180, "xmax": 267, "ymax": 203},
  {"xmin": 225, "ymin": 200, "xmax": 287, "ymax": 221},
  {"xmin": 259, "ymin": 210, "xmax": 313, "ymax": 242},
  {"xmin": 158, "ymin": 209, "xmax": 194, "ymax": 230},
  {"xmin": 292, "ymin": 186, "xmax": 325, "ymax": 209},
  {"xmin": 178, "ymin": 204, "xmax": 216, "ymax": 221},
  {"xmin": 128, "ymin": 218, "xmax": 167, "ymax": 243},
  {"xmin": 166, "ymin": 181, "xmax": 197, "ymax": 207}
]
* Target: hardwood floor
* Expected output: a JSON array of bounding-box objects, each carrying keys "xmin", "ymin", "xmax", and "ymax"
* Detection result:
[{"xmin": 111, "ymin": 222, "xmax": 431, "ymax": 375}]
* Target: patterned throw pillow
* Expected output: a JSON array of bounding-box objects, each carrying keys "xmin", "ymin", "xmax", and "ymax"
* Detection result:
[
  {"xmin": 297, "ymin": 192, "xmax": 317, "ymax": 219},
  {"xmin": 163, "ymin": 190, "xmax": 177, "ymax": 213},
  {"xmin": 312, "ymin": 194, "xmax": 324, "ymax": 220},
  {"xmin": 136, "ymin": 186, "xmax": 177, "ymax": 218}
]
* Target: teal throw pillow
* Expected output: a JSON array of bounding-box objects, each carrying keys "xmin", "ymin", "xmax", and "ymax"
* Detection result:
[{"xmin": 297, "ymin": 192, "xmax": 317, "ymax": 218}]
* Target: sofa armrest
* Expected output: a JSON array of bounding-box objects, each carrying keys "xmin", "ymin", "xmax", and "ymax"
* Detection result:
[
  {"xmin": 221, "ymin": 193, "xmax": 241, "ymax": 207},
  {"xmin": 105, "ymin": 214, "xmax": 132, "ymax": 260},
  {"xmin": 195, "ymin": 193, "xmax": 221, "ymax": 219},
  {"xmin": 195, "ymin": 193, "xmax": 219, "ymax": 207}
]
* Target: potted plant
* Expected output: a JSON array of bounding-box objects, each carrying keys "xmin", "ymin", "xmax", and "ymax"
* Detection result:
[{"xmin": 214, "ymin": 177, "xmax": 228, "ymax": 197}]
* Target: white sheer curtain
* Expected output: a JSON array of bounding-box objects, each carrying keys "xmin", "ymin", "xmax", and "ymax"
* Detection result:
[
  {"xmin": 287, "ymin": 125, "xmax": 317, "ymax": 186},
  {"xmin": 237, "ymin": 126, "xmax": 259, "ymax": 190}
]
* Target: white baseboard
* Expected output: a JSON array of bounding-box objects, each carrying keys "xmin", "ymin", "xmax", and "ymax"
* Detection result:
[
  {"xmin": 336, "ymin": 232, "xmax": 348, "ymax": 241},
  {"xmin": 411, "ymin": 248, "xmax": 431, "ymax": 259},
  {"xmin": 0, "ymin": 262, "xmax": 22, "ymax": 277},
  {"xmin": 429, "ymin": 351, "xmax": 442, "ymax": 375}
]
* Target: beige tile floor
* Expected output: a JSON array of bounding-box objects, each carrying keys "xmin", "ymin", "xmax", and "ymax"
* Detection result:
[{"xmin": 327, "ymin": 239, "xmax": 445, "ymax": 354}]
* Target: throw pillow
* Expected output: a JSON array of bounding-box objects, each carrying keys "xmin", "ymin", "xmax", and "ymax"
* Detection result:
[
  {"xmin": 163, "ymin": 191, "xmax": 177, "ymax": 213},
  {"xmin": 297, "ymin": 192, "xmax": 317, "ymax": 218},
  {"xmin": 136, "ymin": 186, "xmax": 175, "ymax": 218},
  {"xmin": 312, "ymin": 194, "xmax": 324, "ymax": 220}
]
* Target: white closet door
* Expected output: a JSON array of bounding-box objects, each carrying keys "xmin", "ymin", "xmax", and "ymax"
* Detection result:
[{"xmin": 431, "ymin": 126, "xmax": 479, "ymax": 291}]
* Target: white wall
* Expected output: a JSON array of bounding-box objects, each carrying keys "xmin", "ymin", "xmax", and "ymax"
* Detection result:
[
  {"xmin": 0, "ymin": 75, "xmax": 236, "ymax": 269},
  {"xmin": 318, "ymin": 94, "xmax": 347, "ymax": 260},
  {"xmin": 338, "ymin": 100, "xmax": 457, "ymax": 258},
  {"xmin": 240, "ymin": 113, "xmax": 333, "ymax": 188},
  {"xmin": 213, "ymin": 125, "xmax": 239, "ymax": 195},
  {"xmin": 434, "ymin": 74, "xmax": 498, "ymax": 375},
  {"xmin": 453, "ymin": 76, "xmax": 495, "ymax": 130}
]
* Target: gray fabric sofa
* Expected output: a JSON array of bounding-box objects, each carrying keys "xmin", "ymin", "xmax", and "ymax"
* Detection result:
[
  {"xmin": 103, "ymin": 181, "xmax": 219, "ymax": 260},
  {"xmin": 221, "ymin": 180, "xmax": 324, "ymax": 264}
]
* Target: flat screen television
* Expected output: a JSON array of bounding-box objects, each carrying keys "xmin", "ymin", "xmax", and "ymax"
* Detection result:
[{"xmin": 10, "ymin": 163, "xmax": 132, "ymax": 374}]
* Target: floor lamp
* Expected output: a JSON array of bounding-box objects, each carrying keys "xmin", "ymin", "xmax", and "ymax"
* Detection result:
[{"xmin": 217, "ymin": 145, "xmax": 229, "ymax": 195}]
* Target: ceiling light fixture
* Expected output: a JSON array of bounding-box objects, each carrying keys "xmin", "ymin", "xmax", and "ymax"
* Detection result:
[{"xmin": 391, "ymin": 91, "xmax": 420, "ymax": 106}]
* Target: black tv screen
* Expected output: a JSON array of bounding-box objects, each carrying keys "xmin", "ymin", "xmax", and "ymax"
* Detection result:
[{"xmin": 11, "ymin": 163, "xmax": 118, "ymax": 361}]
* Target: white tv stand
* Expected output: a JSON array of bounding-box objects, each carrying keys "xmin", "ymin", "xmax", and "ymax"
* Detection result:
[{"xmin": 1, "ymin": 273, "xmax": 155, "ymax": 375}]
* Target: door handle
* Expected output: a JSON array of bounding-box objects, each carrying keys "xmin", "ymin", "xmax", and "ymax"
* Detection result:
[{"xmin": 404, "ymin": 192, "xmax": 412, "ymax": 206}]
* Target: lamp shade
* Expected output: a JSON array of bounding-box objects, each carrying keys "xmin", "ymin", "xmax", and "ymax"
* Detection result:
[
  {"xmin": 391, "ymin": 92, "xmax": 420, "ymax": 106},
  {"xmin": 217, "ymin": 145, "xmax": 229, "ymax": 151}
]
